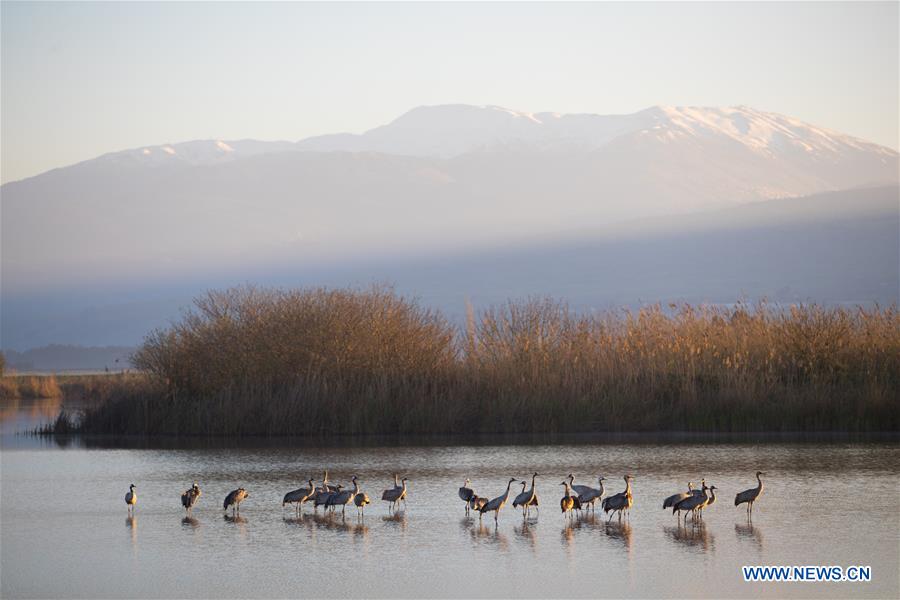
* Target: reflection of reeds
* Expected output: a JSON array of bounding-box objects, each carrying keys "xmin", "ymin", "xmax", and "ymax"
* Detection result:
[{"xmin": 50, "ymin": 286, "xmax": 900, "ymax": 435}]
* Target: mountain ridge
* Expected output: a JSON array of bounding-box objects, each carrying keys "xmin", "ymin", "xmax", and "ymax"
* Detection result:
[{"xmin": 5, "ymin": 104, "xmax": 895, "ymax": 184}]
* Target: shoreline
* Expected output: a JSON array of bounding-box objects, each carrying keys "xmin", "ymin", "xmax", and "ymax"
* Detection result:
[{"xmin": 18, "ymin": 429, "xmax": 900, "ymax": 451}]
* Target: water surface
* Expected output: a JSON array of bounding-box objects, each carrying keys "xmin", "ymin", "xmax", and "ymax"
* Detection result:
[{"xmin": 1, "ymin": 398, "xmax": 897, "ymax": 598}]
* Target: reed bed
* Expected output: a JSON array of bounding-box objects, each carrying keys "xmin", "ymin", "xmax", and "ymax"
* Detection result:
[
  {"xmin": 0, "ymin": 374, "xmax": 62, "ymax": 399},
  {"xmin": 67, "ymin": 286, "xmax": 899, "ymax": 436}
]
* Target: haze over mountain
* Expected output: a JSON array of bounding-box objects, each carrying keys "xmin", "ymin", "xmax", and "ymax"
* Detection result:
[{"xmin": 1, "ymin": 104, "xmax": 897, "ymax": 353}]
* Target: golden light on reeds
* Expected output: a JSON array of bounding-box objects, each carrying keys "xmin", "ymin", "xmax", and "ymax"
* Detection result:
[{"xmin": 61, "ymin": 286, "xmax": 899, "ymax": 436}]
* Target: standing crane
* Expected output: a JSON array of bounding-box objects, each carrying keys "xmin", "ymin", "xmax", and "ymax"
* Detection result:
[
  {"xmin": 734, "ymin": 471, "xmax": 765, "ymax": 519},
  {"xmin": 560, "ymin": 480, "xmax": 576, "ymax": 519},
  {"xmin": 315, "ymin": 485, "xmax": 340, "ymax": 511},
  {"xmin": 673, "ymin": 482, "xmax": 710, "ymax": 523},
  {"xmin": 477, "ymin": 478, "xmax": 517, "ymax": 523},
  {"xmin": 663, "ymin": 482, "xmax": 695, "ymax": 522},
  {"xmin": 181, "ymin": 483, "xmax": 201, "ymax": 513},
  {"xmin": 571, "ymin": 475, "xmax": 605, "ymax": 511},
  {"xmin": 354, "ymin": 486, "xmax": 371, "ymax": 517},
  {"xmin": 381, "ymin": 477, "xmax": 408, "ymax": 512},
  {"xmin": 512, "ymin": 473, "xmax": 539, "ymax": 518},
  {"xmin": 321, "ymin": 470, "xmax": 340, "ymax": 492},
  {"xmin": 325, "ymin": 475, "xmax": 359, "ymax": 517},
  {"xmin": 313, "ymin": 471, "xmax": 341, "ymax": 511},
  {"xmin": 459, "ymin": 478, "xmax": 476, "ymax": 515},
  {"xmin": 125, "ymin": 484, "xmax": 137, "ymax": 514},
  {"xmin": 699, "ymin": 485, "xmax": 717, "ymax": 519},
  {"xmin": 223, "ymin": 488, "xmax": 249, "ymax": 515},
  {"xmin": 600, "ymin": 475, "xmax": 633, "ymax": 522},
  {"xmin": 283, "ymin": 479, "xmax": 316, "ymax": 515}
]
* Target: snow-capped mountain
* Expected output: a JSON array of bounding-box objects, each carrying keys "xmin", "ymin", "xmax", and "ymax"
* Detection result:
[
  {"xmin": 72, "ymin": 103, "xmax": 897, "ymax": 204},
  {"xmin": 295, "ymin": 104, "xmax": 896, "ymax": 201},
  {"xmin": 2, "ymin": 104, "xmax": 897, "ymax": 349},
  {"xmin": 96, "ymin": 138, "xmax": 297, "ymax": 166},
  {"xmin": 298, "ymin": 103, "xmax": 894, "ymax": 162},
  {"xmin": 78, "ymin": 104, "xmax": 896, "ymax": 183},
  {"xmin": 2, "ymin": 104, "xmax": 897, "ymax": 295}
]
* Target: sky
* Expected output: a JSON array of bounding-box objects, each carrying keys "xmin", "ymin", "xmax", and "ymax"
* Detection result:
[{"xmin": 1, "ymin": 1, "xmax": 898, "ymax": 184}]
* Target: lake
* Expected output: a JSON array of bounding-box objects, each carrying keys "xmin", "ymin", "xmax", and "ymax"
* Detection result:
[{"xmin": 1, "ymin": 397, "xmax": 898, "ymax": 598}]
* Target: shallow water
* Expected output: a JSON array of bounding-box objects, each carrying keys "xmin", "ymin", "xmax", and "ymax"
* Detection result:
[{"xmin": 1, "ymin": 398, "xmax": 898, "ymax": 599}]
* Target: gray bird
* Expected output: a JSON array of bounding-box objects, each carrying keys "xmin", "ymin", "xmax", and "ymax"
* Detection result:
[
  {"xmin": 354, "ymin": 488, "xmax": 371, "ymax": 517},
  {"xmin": 477, "ymin": 478, "xmax": 517, "ymax": 523},
  {"xmin": 321, "ymin": 470, "xmax": 340, "ymax": 493},
  {"xmin": 381, "ymin": 477, "xmax": 408, "ymax": 512},
  {"xmin": 312, "ymin": 471, "xmax": 341, "ymax": 511},
  {"xmin": 601, "ymin": 475, "xmax": 634, "ymax": 522},
  {"xmin": 734, "ymin": 471, "xmax": 765, "ymax": 519},
  {"xmin": 468, "ymin": 494, "xmax": 488, "ymax": 516},
  {"xmin": 223, "ymin": 488, "xmax": 249, "ymax": 515},
  {"xmin": 125, "ymin": 484, "xmax": 137, "ymax": 513},
  {"xmin": 512, "ymin": 473, "xmax": 539, "ymax": 517},
  {"xmin": 459, "ymin": 478, "xmax": 476, "ymax": 515},
  {"xmin": 315, "ymin": 485, "xmax": 340, "ymax": 511},
  {"xmin": 283, "ymin": 479, "xmax": 316, "ymax": 515},
  {"xmin": 674, "ymin": 483, "xmax": 710, "ymax": 522},
  {"xmin": 574, "ymin": 476, "xmax": 606, "ymax": 511},
  {"xmin": 181, "ymin": 483, "xmax": 201, "ymax": 512},
  {"xmin": 663, "ymin": 482, "xmax": 695, "ymax": 521},
  {"xmin": 560, "ymin": 481, "xmax": 576, "ymax": 518},
  {"xmin": 325, "ymin": 476, "xmax": 360, "ymax": 516},
  {"xmin": 699, "ymin": 485, "xmax": 717, "ymax": 518}
]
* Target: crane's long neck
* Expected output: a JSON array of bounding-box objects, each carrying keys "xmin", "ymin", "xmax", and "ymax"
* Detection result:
[
  {"xmin": 530, "ymin": 474, "xmax": 537, "ymax": 491},
  {"xmin": 394, "ymin": 474, "xmax": 400, "ymax": 488},
  {"xmin": 624, "ymin": 478, "xmax": 632, "ymax": 496},
  {"xmin": 352, "ymin": 480, "xmax": 359, "ymax": 494},
  {"xmin": 563, "ymin": 482, "xmax": 572, "ymax": 498},
  {"xmin": 598, "ymin": 479, "xmax": 605, "ymax": 496},
  {"xmin": 756, "ymin": 474, "xmax": 764, "ymax": 494},
  {"xmin": 708, "ymin": 488, "xmax": 716, "ymax": 502}
]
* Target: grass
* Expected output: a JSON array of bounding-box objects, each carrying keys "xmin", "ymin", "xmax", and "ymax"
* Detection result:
[{"xmin": 39, "ymin": 285, "xmax": 900, "ymax": 436}]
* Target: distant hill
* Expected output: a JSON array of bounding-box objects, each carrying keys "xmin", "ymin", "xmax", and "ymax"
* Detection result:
[
  {"xmin": 2, "ymin": 104, "xmax": 896, "ymax": 293},
  {"xmin": 1, "ymin": 186, "xmax": 896, "ymax": 350},
  {"xmin": 2, "ymin": 345, "xmax": 135, "ymax": 373}
]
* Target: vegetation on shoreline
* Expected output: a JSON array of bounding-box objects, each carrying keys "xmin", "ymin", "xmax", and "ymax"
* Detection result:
[
  {"xmin": 0, "ymin": 374, "xmax": 62, "ymax": 399},
  {"xmin": 39, "ymin": 286, "xmax": 900, "ymax": 436}
]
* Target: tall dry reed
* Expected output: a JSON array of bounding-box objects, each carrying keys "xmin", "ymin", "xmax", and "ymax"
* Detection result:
[
  {"xmin": 72, "ymin": 286, "xmax": 900, "ymax": 436},
  {"xmin": 0, "ymin": 375, "xmax": 62, "ymax": 399}
]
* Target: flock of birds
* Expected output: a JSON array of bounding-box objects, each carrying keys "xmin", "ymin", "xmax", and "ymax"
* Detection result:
[
  {"xmin": 459, "ymin": 472, "xmax": 763, "ymax": 524},
  {"xmin": 124, "ymin": 470, "xmax": 766, "ymax": 524}
]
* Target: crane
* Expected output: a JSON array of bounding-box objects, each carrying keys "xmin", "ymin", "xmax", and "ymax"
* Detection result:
[{"xmin": 734, "ymin": 471, "xmax": 765, "ymax": 519}]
